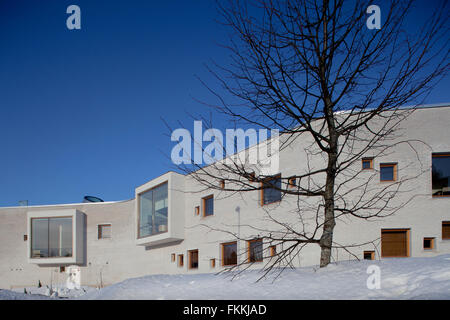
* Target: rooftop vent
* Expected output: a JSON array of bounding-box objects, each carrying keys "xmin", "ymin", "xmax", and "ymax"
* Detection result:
[{"xmin": 83, "ymin": 196, "xmax": 104, "ymax": 203}]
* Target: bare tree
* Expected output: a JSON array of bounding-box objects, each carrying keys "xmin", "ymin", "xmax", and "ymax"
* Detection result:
[{"xmin": 172, "ymin": 0, "xmax": 449, "ymax": 275}]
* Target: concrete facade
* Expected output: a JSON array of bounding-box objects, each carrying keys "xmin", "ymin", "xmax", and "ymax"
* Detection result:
[{"xmin": 0, "ymin": 106, "xmax": 449, "ymax": 289}]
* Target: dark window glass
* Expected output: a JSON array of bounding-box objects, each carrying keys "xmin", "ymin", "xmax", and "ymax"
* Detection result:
[
  {"xmin": 249, "ymin": 239, "xmax": 263, "ymax": 262},
  {"xmin": 380, "ymin": 165, "xmax": 395, "ymax": 181},
  {"xmin": 223, "ymin": 242, "xmax": 237, "ymax": 266},
  {"xmin": 262, "ymin": 176, "xmax": 282, "ymax": 204},
  {"xmin": 189, "ymin": 250, "xmax": 199, "ymax": 269},
  {"xmin": 423, "ymin": 238, "xmax": 433, "ymax": 249},
  {"xmin": 363, "ymin": 251, "xmax": 374, "ymax": 260},
  {"xmin": 204, "ymin": 196, "xmax": 214, "ymax": 216},
  {"xmin": 432, "ymin": 154, "xmax": 450, "ymax": 196}
]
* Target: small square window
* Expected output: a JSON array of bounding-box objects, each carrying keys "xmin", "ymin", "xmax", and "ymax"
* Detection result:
[
  {"xmin": 363, "ymin": 251, "xmax": 375, "ymax": 260},
  {"xmin": 59, "ymin": 266, "xmax": 65, "ymax": 273},
  {"xmin": 23, "ymin": 235, "xmax": 28, "ymax": 241},
  {"xmin": 423, "ymin": 238, "xmax": 435, "ymax": 250},
  {"xmin": 362, "ymin": 158, "xmax": 373, "ymax": 170},
  {"xmin": 202, "ymin": 195, "xmax": 214, "ymax": 217},
  {"xmin": 98, "ymin": 224, "xmax": 111, "ymax": 239},
  {"xmin": 195, "ymin": 206, "xmax": 200, "ymax": 216},
  {"xmin": 210, "ymin": 258, "xmax": 216, "ymax": 268},
  {"xmin": 380, "ymin": 163, "xmax": 397, "ymax": 181},
  {"xmin": 171, "ymin": 253, "xmax": 176, "ymax": 262},
  {"xmin": 288, "ymin": 177, "xmax": 296, "ymax": 188},
  {"xmin": 220, "ymin": 180, "xmax": 225, "ymax": 189}
]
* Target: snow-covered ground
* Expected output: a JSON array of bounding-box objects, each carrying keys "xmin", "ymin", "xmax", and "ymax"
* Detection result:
[{"xmin": 2, "ymin": 254, "xmax": 450, "ymax": 300}]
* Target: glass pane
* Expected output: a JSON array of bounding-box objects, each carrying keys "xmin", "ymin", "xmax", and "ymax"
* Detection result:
[
  {"xmin": 263, "ymin": 177, "xmax": 282, "ymax": 204},
  {"xmin": 432, "ymin": 155, "xmax": 450, "ymax": 196},
  {"xmin": 49, "ymin": 217, "xmax": 73, "ymax": 257},
  {"xmin": 223, "ymin": 243, "xmax": 237, "ymax": 265},
  {"xmin": 31, "ymin": 218, "xmax": 49, "ymax": 258},
  {"xmin": 250, "ymin": 240, "xmax": 263, "ymax": 262},
  {"xmin": 190, "ymin": 250, "xmax": 199, "ymax": 268},
  {"xmin": 362, "ymin": 160, "xmax": 371, "ymax": 169},
  {"xmin": 139, "ymin": 182, "xmax": 168, "ymax": 237},
  {"xmin": 380, "ymin": 166, "xmax": 394, "ymax": 181},
  {"xmin": 100, "ymin": 225, "xmax": 111, "ymax": 238},
  {"xmin": 204, "ymin": 197, "xmax": 214, "ymax": 216}
]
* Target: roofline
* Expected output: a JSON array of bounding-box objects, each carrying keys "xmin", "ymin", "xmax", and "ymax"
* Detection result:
[{"xmin": 0, "ymin": 198, "xmax": 134, "ymax": 210}]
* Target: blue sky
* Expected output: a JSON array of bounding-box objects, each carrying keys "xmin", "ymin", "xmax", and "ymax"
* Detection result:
[{"xmin": 0, "ymin": 0, "xmax": 448, "ymax": 206}]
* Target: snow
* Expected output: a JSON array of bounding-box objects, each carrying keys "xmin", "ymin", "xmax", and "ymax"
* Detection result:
[{"xmin": 2, "ymin": 254, "xmax": 450, "ymax": 300}]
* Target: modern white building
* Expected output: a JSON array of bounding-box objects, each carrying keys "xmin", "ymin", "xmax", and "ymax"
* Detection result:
[{"xmin": 0, "ymin": 105, "xmax": 449, "ymax": 289}]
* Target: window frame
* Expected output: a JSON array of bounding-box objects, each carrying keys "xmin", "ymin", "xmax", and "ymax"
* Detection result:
[
  {"xmin": 380, "ymin": 163, "xmax": 398, "ymax": 182},
  {"xmin": 97, "ymin": 224, "xmax": 112, "ymax": 240},
  {"xmin": 363, "ymin": 251, "xmax": 375, "ymax": 260},
  {"xmin": 137, "ymin": 181, "xmax": 169, "ymax": 239},
  {"xmin": 432, "ymin": 153, "xmax": 450, "ymax": 197},
  {"xmin": 202, "ymin": 195, "xmax": 214, "ymax": 217},
  {"xmin": 188, "ymin": 249, "xmax": 199, "ymax": 270},
  {"xmin": 362, "ymin": 157, "xmax": 374, "ymax": 170},
  {"xmin": 247, "ymin": 238, "xmax": 263, "ymax": 263},
  {"xmin": 423, "ymin": 237, "xmax": 435, "ymax": 250},
  {"xmin": 221, "ymin": 241, "xmax": 238, "ymax": 266},
  {"xmin": 30, "ymin": 216, "xmax": 74, "ymax": 259},
  {"xmin": 260, "ymin": 174, "xmax": 282, "ymax": 206},
  {"xmin": 442, "ymin": 221, "xmax": 450, "ymax": 240}
]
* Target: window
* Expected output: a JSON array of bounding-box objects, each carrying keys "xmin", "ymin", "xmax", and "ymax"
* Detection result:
[
  {"xmin": 59, "ymin": 266, "xmax": 65, "ymax": 273},
  {"xmin": 380, "ymin": 163, "xmax": 397, "ymax": 182},
  {"xmin": 171, "ymin": 253, "xmax": 176, "ymax": 262},
  {"xmin": 210, "ymin": 258, "xmax": 216, "ymax": 268},
  {"xmin": 381, "ymin": 229, "xmax": 409, "ymax": 258},
  {"xmin": 248, "ymin": 239, "xmax": 263, "ymax": 263},
  {"xmin": 220, "ymin": 180, "xmax": 225, "ymax": 189},
  {"xmin": 423, "ymin": 238, "xmax": 435, "ymax": 250},
  {"xmin": 222, "ymin": 242, "xmax": 237, "ymax": 266},
  {"xmin": 31, "ymin": 217, "xmax": 73, "ymax": 258},
  {"xmin": 188, "ymin": 250, "xmax": 199, "ymax": 269},
  {"xmin": 443, "ymin": 222, "xmax": 450, "ymax": 240},
  {"xmin": 138, "ymin": 182, "xmax": 168, "ymax": 238},
  {"xmin": 202, "ymin": 195, "xmax": 214, "ymax": 217},
  {"xmin": 261, "ymin": 175, "xmax": 282, "ymax": 205},
  {"xmin": 362, "ymin": 158, "xmax": 374, "ymax": 170},
  {"xmin": 195, "ymin": 206, "xmax": 200, "ymax": 216},
  {"xmin": 23, "ymin": 235, "xmax": 28, "ymax": 241},
  {"xmin": 98, "ymin": 224, "xmax": 111, "ymax": 239},
  {"xmin": 363, "ymin": 251, "xmax": 375, "ymax": 260},
  {"xmin": 288, "ymin": 177, "xmax": 296, "ymax": 188},
  {"xmin": 178, "ymin": 254, "xmax": 184, "ymax": 267},
  {"xmin": 269, "ymin": 245, "xmax": 276, "ymax": 257},
  {"xmin": 432, "ymin": 153, "xmax": 450, "ymax": 196}
]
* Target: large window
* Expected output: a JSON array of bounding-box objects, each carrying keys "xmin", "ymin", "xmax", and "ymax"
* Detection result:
[
  {"xmin": 432, "ymin": 153, "xmax": 450, "ymax": 196},
  {"xmin": 248, "ymin": 239, "xmax": 263, "ymax": 263},
  {"xmin": 261, "ymin": 175, "xmax": 282, "ymax": 205},
  {"xmin": 31, "ymin": 217, "xmax": 73, "ymax": 258},
  {"xmin": 139, "ymin": 182, "xmax": 168, "ymax": 238},
  {"xmin": 222, "ymin": 241, "xmax": 237, "ymax": 266}
]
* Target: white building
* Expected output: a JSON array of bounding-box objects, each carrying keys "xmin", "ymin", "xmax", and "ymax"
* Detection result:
[{"xmin": 0, "ymin": 105, "xmax": 449, "ymax": 289}]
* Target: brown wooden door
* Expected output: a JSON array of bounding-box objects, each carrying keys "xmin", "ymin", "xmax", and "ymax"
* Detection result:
[{"xmin": 381, "ymin": 229, "xmax": 409, "ymax": 257}]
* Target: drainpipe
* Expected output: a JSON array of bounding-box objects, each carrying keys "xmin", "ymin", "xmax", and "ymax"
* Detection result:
[{"xmin": 235, "ymin": 206, "xmax": 240, "ymax": 270}]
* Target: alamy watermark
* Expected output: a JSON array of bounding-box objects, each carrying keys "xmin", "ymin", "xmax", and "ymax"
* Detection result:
[{"xmin": 171, "ymin": 121, "xmax": 280, "ymax": 172}]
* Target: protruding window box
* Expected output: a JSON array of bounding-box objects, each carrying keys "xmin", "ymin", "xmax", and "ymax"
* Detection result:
[
  {"xmin": 135, "ymin": 171, "xmax": 185, "ymax": 246},
  {"xmin": 27, "ymin": 209, "xmax": 85, "ymax": 265}
]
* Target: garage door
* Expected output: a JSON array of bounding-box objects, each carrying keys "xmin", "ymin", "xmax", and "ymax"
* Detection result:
[{"xmin": 381, "ymin": 229, "xmax": 409, "ymax": 257}]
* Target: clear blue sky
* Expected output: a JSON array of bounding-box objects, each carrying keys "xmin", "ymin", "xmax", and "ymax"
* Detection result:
[{"xmin": 0, "ymin": 0, "xmax": 448, "ymax": 206}]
